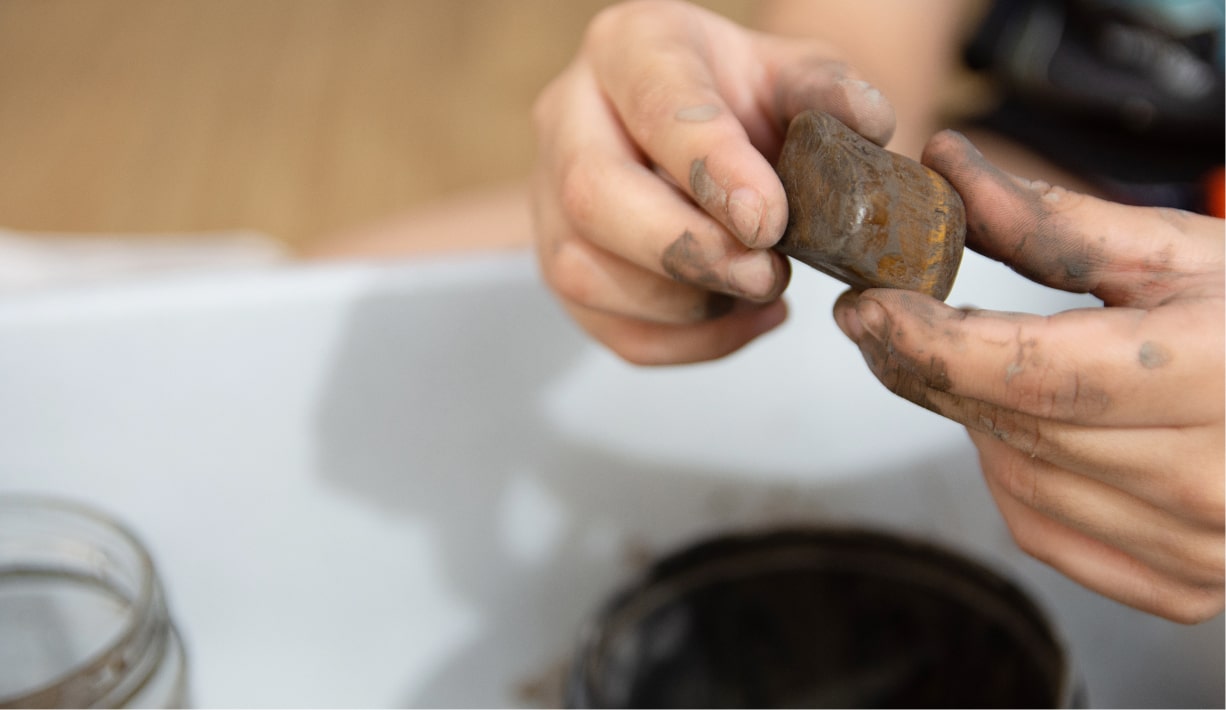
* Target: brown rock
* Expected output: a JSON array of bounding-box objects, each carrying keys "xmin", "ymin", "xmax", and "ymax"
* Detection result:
[{"xmin": 774, "ymin": 111, "xmax": 966, "ymax": 301}]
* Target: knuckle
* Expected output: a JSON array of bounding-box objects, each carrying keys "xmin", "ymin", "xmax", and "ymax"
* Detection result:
[
  {"xmin": 531, "ymin": 77, "xmax": 562, "ymax": 135},
  {"xmin": 557, "ymin": 157, "xmax": 598, "ymax": 227},
  {"xmin": 997, "ymin": 322, "xmax": 1067, "ymax": 420},
  {"xmin": 548, "ymin": 240, "xmax": 597, "ymax": 307},
  {"xmin": 1153, "ymin": 206, "xmax": 1200, "ymax": 236},
  {"xmin": 586, "ymin": 0, "xmax": 679, "ymax": 54},
  {"xmin": 612, "ymin": 336, "xmax": 672, "ymax": 367},
  {"xmin": 1183, "ymin": 536, "xmax": 1226, "ymax": 589},
  {"xmin": 1055, "ymin": 370, "xmax": 1105, "ymax": 420},
  {"xmin": 586, "ymin": 0, "xmax": 634, "ymax": 36},
  {"xmin": 991, "ymin": 455, "xmax": 1041, "ymax": 508},
  {"xmin": 612, "ymin": 324, "xmax": 748, "ymax": 367},
  {"xmin": 1176, "ymin": 447, "xmax": 1225, "ymax": 527},
  {"xmin": 617, "ymin": 348, "xmax": 663, "ymax": 367},
  {"xmin": 1005, "ymin": 519, "xmax": 1051, "ymax": 565},
  {"xmin": 1010, "ymin": 361, "xmax": 1109, "ymax": 422},
  {"xmin": 581, "ymin": 0, "xmax": 681, "ymax": 72},
  {"xmin": 622, "ymin": 64, "xmax": 685, "ymax": 132},
  {"xmin": 1173, "ymin": 475, "xmax": 1226, "ymax": 530},
  {"xmin": 968, "ymin": 399, "xmax": 1035, "ymax": 452},
  {"xmin": 1155, "ymin": 586, "xmax": 1224, "ymax": 625},
  {"xmin": 579, "ymin": 315, "xmax": 671, "ymax": 367},
  {"xmin": 1031, "ymin": 363, "xmax": 1068, "ymax": 420},
  {"xmin": 1128, "ymin": 548, "xmax": 1223, "ymax": 624},
  {"xmin": 583, "ymin": 2, "xmax": 626, "ymax": 49}
]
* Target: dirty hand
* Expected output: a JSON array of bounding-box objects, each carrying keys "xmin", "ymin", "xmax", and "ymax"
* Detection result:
[
  {"xmin": 834, "ymin": 130, "xmax": 1225, "ymax": 623},
  {"xmin": 531, "ymin": 0, "xmax": 895, "ymax": 364}
]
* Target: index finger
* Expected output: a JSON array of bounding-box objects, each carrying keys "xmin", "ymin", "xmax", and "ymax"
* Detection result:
[
  {"xmin": 922, "ymin": 130, "xmax": 1225, "ymax": 309},
  {"xmin": 585, "ymin": 3, "xmax": 894, "ymax": 248}
]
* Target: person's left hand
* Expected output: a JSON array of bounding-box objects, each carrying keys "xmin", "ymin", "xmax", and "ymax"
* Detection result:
[{"xmin": 834, "ymin": 130, "xmax": 1224, "ymax": 623}]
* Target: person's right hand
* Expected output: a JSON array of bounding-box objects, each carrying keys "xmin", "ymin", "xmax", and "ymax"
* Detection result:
[
  {"xmin": 834, "ymin": 131, "xmax": 1225, "ymax": 623},
  {"xmin": 531, "ymin": 0, "xmax": 896, "ymax": 364}
]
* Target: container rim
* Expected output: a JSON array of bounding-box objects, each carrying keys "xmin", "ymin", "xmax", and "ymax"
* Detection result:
[{"xmin": 0, "ymin": 492, "xmax": 164, "ymax": 706}]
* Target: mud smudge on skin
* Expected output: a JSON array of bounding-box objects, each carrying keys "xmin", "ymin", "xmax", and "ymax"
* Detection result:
[
  {"xmin": 1006, "ymin": 330, "xmax": 1038, "ymax": 383},
  {"xmin": 978, "ymin": 415, "xmax": 1011, "ymax": 442},
  {"xmin": 834, "ymin": 75, "xmax": 893, "ymax": 144},
  {"xmin": 1155, "ymin": 207, "xmax": 1195, "ymax": 232},
  {"xmin": 689, "ymin": 157, "xmax": 724, "ymax": 211},
  {"xmin": 663, "ymin": 230, "xmax": 724, "ymax": 292},
  {"xmin": 1138, "ymin": 341, "xmax": 1172, "ymax": 369},
  {"xmin": 892, "ymin": 291, "xmax": 969, "ymax": 331},
  {"xmin": 857, "ymin": 328, "xmax": 956, "ymax": 414},
  {"xmin": 875, "ymin": 293, "xmax": 971, "ymax": 348},
  {"xmin": 1146, "ymin": 243, "xmax": 1177, "ymax": 272},
  {"xmin": 675, "ymin": 104, "xmax": 721, "ymax": 122},
  {"xmin": 924, "ymin": 355, "xmax": 954, "ymax": 391},
  {"xmin": 838, "ymin": 77, "xmax": 884, "ymax": 108},
  {"xmin": 928, "ymin": 132, "xmax": 1106, "ymax": 294},
  {"xmin": 1060, "ymin": 255, "xmax": 1090, "ymax": 282}
]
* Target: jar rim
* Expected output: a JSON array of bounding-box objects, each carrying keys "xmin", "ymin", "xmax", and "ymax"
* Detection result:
[{"xmin": 0, "ymin": 493, "xmax": 166, "ymax": 706}]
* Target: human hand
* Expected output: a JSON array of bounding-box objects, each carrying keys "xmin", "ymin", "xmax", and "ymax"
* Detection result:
[
  {"xmin": 834, "ymin": 130, "xmax": 1225, "ymax": 623},
  {"xmin": 531, "ymin": 0, "xmax": 895, "ymax": 364}
]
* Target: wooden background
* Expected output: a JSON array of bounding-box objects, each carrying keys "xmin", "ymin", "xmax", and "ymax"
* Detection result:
[{"xmin": 0, "ymin": 0, "xmax": 752, "ymax": 255}]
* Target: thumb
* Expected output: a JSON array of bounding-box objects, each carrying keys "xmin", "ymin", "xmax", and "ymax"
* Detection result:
[{"xmin": 921, "ymin": 130, "xmax": 1222, "ymax": 308}]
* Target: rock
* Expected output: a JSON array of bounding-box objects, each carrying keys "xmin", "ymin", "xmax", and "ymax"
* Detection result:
[{"xmin": 774, "ymin": 111, "xmax": 966, "ymax": 301}]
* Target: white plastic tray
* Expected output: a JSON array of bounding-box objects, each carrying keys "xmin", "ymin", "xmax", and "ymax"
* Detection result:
[{"xmin": 1, "ymin": 249, "xmax": 1220, "ymax": 706}]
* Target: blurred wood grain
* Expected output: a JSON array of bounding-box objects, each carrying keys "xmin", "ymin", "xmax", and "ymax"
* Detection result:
[{"xmin": 0, "ymin": 0, "xmax": 749, "ymax": 253}]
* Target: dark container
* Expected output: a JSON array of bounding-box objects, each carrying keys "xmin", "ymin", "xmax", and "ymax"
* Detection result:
[{"xmin": 567, "ymin": 528, "xmax": 1078, "ymax": 708}]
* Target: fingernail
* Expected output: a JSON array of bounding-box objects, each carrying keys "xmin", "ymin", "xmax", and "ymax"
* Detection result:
[
  {"xmin": 834, "ymin": 76, "xmax": 896, "ymax": 146},
  {"xmin": 947, "ymin": 129, "xmax": 980, "ymax": 156},
  {"xmin": 855, "ymin": 298, "xmax": 888, "ymax": 340},
  {"xmin": 728, "ymin": 188, "xmax": 763, "ymax": 246},
  {"xmin": 839, "ymin": 77, "xmax": 885, "ymax": 107},
  {"xmin": 729, "ymin": 251, "xmax": 776, "ymax": 300}
]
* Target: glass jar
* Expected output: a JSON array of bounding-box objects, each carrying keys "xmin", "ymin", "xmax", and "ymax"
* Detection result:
[{"xmin": 0, "ymin": 495, "xmax": 188, "ymax": 708}]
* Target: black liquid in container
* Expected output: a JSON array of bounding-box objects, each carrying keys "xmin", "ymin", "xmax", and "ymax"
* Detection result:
[{"xmin": 567, "ymin": 528, "xmax": 1079, "ymax": 709}]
